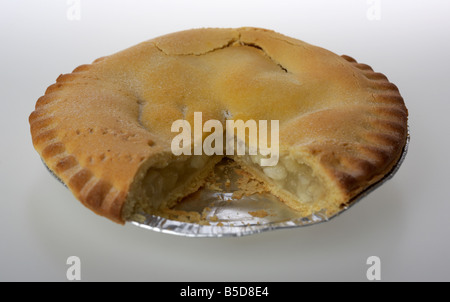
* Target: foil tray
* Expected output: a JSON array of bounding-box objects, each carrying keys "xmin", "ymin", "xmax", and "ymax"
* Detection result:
[{"xmin": 43, "ymin": 133, "xmax": 409, "ymax": 238}]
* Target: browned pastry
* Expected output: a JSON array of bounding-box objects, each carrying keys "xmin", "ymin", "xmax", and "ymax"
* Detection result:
[{"xmin": 29, "ymin": 27, "xmax": 408, "ymax": 224}]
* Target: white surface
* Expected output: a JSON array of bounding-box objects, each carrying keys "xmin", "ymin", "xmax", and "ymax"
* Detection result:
[{"xmin": 1, "ymin": 0, "xmax": 449, "ymax": 281}]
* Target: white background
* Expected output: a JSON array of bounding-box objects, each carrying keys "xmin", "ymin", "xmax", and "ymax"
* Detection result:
[{"xmin": 1, "ymin": 0, "xmax": 449, "ymax": 281}]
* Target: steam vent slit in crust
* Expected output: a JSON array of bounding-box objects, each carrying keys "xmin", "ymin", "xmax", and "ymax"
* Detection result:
[{"xmin": 29, "ymin": 27, "xmax": 408, "ymax": 224}]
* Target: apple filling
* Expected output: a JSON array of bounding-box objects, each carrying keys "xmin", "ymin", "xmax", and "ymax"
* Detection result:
[
  {"xmin": 247, "ymin": 154, "xmax": 324, "ymax": 204},
  {"xmin": 141, "ymin": 155, "xmax": 216, "ymax": 210},
  {"xmin": 132, "ymin": 152, "xmax": 324, "ymax": 219}
]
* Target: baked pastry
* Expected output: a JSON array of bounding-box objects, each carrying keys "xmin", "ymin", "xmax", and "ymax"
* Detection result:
[{"xmin": 29, "ymin": 27, "xmax": 408, "ymax": 224}]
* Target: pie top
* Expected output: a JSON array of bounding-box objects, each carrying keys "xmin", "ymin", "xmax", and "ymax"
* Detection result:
[{"xmin": 29, "ymin": 27, "xmax": 408, "ymax": 224}]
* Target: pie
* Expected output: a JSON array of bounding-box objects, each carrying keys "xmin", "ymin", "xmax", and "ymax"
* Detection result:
[{"xmin": 29, "ymin": 27, "xmax": 408, "ymax": 224}]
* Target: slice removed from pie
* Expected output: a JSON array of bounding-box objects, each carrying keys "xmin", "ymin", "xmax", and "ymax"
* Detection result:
[{"xmin": 29, "ymin": 27, "xmax": 408, "ymax": 224}]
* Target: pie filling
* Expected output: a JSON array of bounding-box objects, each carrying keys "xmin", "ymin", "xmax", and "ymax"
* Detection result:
[
  {"xmin": 141, "ymin": 155, "xmax": 216, "ymax": 210},
  {"xmin": 138, "ymin": 152, "xmax": 324, "ymax": 214},
  {"xmin": 244, "ymin": 154, "xmax": 325, "ymax": 204}
]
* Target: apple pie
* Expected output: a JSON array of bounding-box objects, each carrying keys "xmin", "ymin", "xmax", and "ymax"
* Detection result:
[{"xmin": 29, "ymin": 27, "xmax": 408, "ymax": 224}]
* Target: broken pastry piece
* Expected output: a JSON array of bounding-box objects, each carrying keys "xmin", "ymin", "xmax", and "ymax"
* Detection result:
[{"xmin": 29, "ymin": 27, "xmax": 408, "ymax": 224}]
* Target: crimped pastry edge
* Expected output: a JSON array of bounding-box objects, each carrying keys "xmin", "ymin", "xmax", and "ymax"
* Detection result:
[{"xmin": 29, "ymin": 28, "xmax": 408, "ymax": 224}]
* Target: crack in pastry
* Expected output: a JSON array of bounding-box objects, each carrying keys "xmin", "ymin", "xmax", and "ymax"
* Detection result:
[{"xmin": 29, "ymin": 27, "xmax": 408, "ymax": 224}]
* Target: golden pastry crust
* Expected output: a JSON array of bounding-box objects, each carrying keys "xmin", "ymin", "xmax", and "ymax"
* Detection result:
[{"xmin": 29, "ymin": 27, "xmax": 408, "ymax": 223}]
